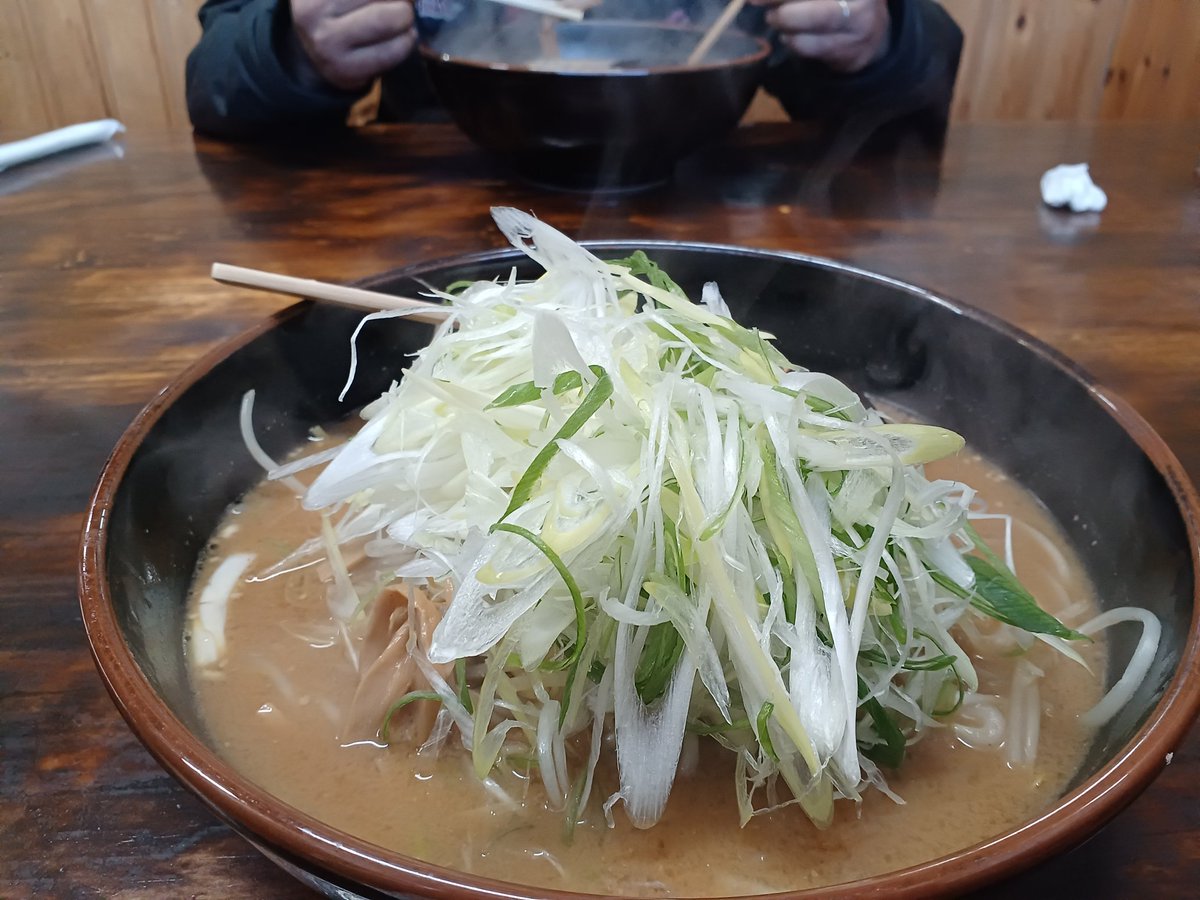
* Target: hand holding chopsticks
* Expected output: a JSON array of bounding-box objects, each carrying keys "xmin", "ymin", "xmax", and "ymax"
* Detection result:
[
  {"xmin": 749, "ymin": 0, "xmax": 891, "ymax": 73},
  {"xmin": 288, "ymin": 0, "xmax": 420, "ymax": 92}
]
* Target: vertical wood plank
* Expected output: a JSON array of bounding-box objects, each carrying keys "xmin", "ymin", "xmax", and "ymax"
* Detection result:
[
  {"xmin": 940, "ymin": 0, "xmax": 997, "ymax": 121},
  {"xmin": 82, "ymin": 0, "xmax": 173, "ymax": 130},
  {"xmin": 145, "ymin": 0, "xmax": 205, "ymax": 131},
  {"xmin": 1026, "ymin": 0, "xmax": 1128, "ymax": 120},
  {"xmin": 16, "ymin": 0, "xmax": 110, "ymax": 129},
  {"xmin": 941, "ymin": 0, "xmax": 1129, "ymax": 121},
  {"xmin": 0, "ymin": 2, "xmax": 52, "ymax": 138},
  {"xmin": 1100, "ymin": 0, "xmax": 1200, "ymax": 120}
]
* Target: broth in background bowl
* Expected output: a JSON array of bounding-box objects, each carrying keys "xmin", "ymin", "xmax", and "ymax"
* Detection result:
[{"xmin": 80, "ymin": 243, "xmax": 1200, "ymax": 899}]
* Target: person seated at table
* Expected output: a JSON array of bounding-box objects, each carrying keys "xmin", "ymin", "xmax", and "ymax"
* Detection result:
[{"xmin": 185, "ymin": 0, "xmax": 962, "ymax": 139}]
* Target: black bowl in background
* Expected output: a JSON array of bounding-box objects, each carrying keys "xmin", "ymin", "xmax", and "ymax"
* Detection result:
[
  {"xmin": 419, "ymin": 22, "xmax": 770, "ymax": 192},
  {"xmin": 81, "ymin": 245, "xmax": 1200, "ymax": 899}
]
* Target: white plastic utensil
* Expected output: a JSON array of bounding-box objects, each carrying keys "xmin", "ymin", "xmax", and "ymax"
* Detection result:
[{"xmin": 0, "ymin": 119, "xmax": 125, "ymax": 173}]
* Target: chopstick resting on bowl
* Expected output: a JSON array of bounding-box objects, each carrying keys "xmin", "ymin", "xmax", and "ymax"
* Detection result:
[
  {"xmin": 482, "ymin": 0, "xmax": 584, "ymax": 22},
  {"xmin": 687, "ymin": 0, "xmax": 747, "ymax": 65},
  {"xmin": 211, "ymin": 263, "xmax": 451, "ymax": 325}
]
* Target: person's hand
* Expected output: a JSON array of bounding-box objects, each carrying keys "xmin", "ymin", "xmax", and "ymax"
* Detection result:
[
  {"xmin": 289, "ymin": 0, "xmax": 417, "ymax": 91},
  {"xmin": 751, "ymin": 0, "xmax": 891, "ymax": 73}
]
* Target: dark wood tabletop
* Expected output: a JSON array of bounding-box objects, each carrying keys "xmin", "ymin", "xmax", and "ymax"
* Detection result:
[{"xmin": 2, "ymin": 120, "xmax": 1198, "ymax": 898}]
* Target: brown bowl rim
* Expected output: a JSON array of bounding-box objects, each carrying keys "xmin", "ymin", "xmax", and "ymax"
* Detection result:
[
  {"xmin": 418, "ymin": 20, "xmax": 771, "ymax": 76},
  {"xmin": 79, "ymin": 243, "xmax": 1200, "ymax": 900}
]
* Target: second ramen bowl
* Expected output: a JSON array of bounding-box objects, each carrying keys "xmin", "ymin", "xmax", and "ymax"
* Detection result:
[{"xmin": 419, "ymin": 21, "xmax": 770, "ymax": 191}]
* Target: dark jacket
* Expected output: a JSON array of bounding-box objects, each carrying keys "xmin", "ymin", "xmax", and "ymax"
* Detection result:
[{"xmin": 185, "ymin": 0, "xmax": 962, "ymax": 139}]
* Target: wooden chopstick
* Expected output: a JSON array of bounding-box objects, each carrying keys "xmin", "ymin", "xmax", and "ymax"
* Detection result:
[
  {"xmin": 211, "ymin": 263, "xmax": 451, "ymax": 325},
  {"xmin": 482, "ymin": 0, "xmax": 585, "ymax": 22},
  {"xmin": 686, "ymin": 0, "xmax": 747, "ymax": 65}
]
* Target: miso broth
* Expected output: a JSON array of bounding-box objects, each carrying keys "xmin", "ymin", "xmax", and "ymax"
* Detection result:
[{"xmin": 188, "ymin": 446, "xmax": 1104, "ymax": 896}]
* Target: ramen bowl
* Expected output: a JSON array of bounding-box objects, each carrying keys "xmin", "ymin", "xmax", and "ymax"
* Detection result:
[
  {"xmin": 80, "ymin": 244, "xmax": 1200, "ymax": 898},
  {"xmin": 419, "ymin": 21, "xmax": 770, "ymax": 191}
]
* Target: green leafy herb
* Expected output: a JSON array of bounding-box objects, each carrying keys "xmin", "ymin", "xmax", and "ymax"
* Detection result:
[
  {"xmin": 608, "ymin": 250, "xmax": 686, "ymax": 298},
  {"xmin": 932, "ymin": 539, "xmax": 1084, "ymax": 640},
  {"xmin": 967, "ymin": 555, "xmax": 1085, "ymax": 639},
  {"xmin": 486, "ymin": 370, "xmax": 586, "ymax": 409},
  {"xmin": 634, "ymin": 622, "xmax": 685, "ymax": 705},
  {"xmin": 859, "ymin": 646, "xmax": 958, "ymax": 672},
  {"xmin": 455, "ymin": 657, "xmax": 473, "ymax": 714},
  {"xmin": 443, "ymin": 279, "xmax": 477, "ymax": 295},
  {"xmin": 756, "ymin": 701, "xmax": 780, "ymax": 762},
  {"xmin": 860, "ymin": 694, "xmax": 906, "ymax": 768},
  {"xmin": 491, "ymin": 523, "xmax": 587, "ymax": 726},
  {"xmin": 379, "ymin": 691, "xmax": 443, "ymax": 743},
  {"xmin": 494, "ymin": 366, "xmax": 613, "ymax": 523}
]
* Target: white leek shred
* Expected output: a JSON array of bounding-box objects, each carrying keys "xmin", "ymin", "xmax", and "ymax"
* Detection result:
[
  {"xmin": 1078, "ymin": 607, "xmax": 1162, "ymax": 727},
  {"xmin": 286, "ymin": 207, "xmax": 1158, "ymax": 830},
  {"xmin": 1004, "ymin": 660, "xmax": 1044, "ymax": 767},
  {"xmin": 190, "ymin": 552, "xmax": 255, "ymax": 668},
  {"xmin": 239, "ymin": 390, "xmax": 305, "ymax": 494}
]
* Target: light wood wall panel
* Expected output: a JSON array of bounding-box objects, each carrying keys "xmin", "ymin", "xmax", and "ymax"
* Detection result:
[
  {"xmin": 941, "ymin": 0, "xmax": 1131, "ymax": 120},
  {"xmin": 0, "ymin": 0, "xmax": 202, "ymax": 141},
  {"xmin": 86, "ymin": 0, "xmax": 176, "ymax": 129},
  {"xmin": 147, "ymin": 0, "xmax": 209, "ymax": 129},
  {"xmin": 0, "ymin": 0, "xmax": 1195, "ymax": 140},
  {"xmin": 16, "ymin": 0, "xmax": 109, "ymax": 130},
  {"xmin": 1099, "ymin": 0, "xmax": 1200, "ymax": 120},
  {"xmin": 0, "ymin": 1, "xmax": 53, "ymax": 137}
]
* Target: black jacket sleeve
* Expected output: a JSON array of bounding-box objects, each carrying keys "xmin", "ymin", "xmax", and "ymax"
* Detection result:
[
  {"xmin": 761, "ymin": 0, "xmax": 963, "ymax": 128},
  {"xmin": 186, "ymin": 0, "xmax": 361, "ymax": 138}
]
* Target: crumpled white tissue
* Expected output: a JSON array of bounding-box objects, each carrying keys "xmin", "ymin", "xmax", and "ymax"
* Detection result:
[
  {"xmin": 0, "ymin": 119, "xmax": 125, "ymax": 173},
  {"xmin": 1040, "ymin": 163, "xmax": 1107, "ymax": 213}
]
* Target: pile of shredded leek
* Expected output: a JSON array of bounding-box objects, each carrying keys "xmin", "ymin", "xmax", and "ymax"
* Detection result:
[{"xmin": 264, "ymin": 209, "xmax": 1156, "ymax": 832}]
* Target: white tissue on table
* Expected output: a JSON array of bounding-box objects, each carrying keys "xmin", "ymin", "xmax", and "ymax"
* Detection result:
[
  {"xmin": 1040, "ymin": 163, "xmax": 1107, "ymax": 213},
  {"xmin": 0, "ymin": 119, "xmax": 126, "ymax": 173}
]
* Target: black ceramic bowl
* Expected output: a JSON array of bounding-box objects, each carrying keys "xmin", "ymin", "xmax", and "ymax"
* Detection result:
[
  {"xmin": 419, "ymin": 21, "xmax": 770, "ymax": 191},
  {"xmin": 81, "ymin": 245, "xmax": 1200, "ymax": 899}
]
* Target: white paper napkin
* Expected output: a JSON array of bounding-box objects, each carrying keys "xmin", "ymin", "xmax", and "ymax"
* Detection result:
[
  {"xmin": 0, "ymin": 119, "xmax": 126, "ymax": 173},
  {"xmin": 1040, "ymin": 163, "xmax": 1107, "ymax": 213}
]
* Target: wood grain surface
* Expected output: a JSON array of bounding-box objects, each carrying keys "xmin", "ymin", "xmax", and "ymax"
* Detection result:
[{"xmin": 1, "ymin": 121, "xmax": 1199, "ymax": 898}]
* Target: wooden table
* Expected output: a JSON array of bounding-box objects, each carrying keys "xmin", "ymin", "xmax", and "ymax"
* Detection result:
[{"xmin": 2, "ymin": 121, "xmax": 1198, "ymax": 897}]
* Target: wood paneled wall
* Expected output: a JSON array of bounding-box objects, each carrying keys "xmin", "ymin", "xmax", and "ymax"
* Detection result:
[
  {"xmin": 0, "ymin": 0, "xmax": 204, "ymax": 138},
  {"xmin": 1097, "ymin": 0, "xmax": 1200, "ymax": 120},
  {"xmin": 942, "ymin": 0, "xmax": 1200, "ymax": 121},
  {"xmin": 0, "ymin": 0, "xmax": 1196, "ymax": 140}
]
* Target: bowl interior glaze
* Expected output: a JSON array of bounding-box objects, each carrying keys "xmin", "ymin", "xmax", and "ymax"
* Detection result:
[{"xmin": 81, "ymin": 244, "xmax": 1200, "ymax": 899}]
